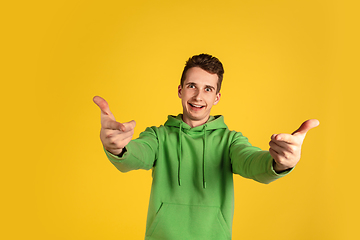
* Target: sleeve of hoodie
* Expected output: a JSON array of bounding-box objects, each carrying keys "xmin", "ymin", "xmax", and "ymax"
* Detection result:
[
  {"xmin": 230, "ymin": 131, "xmax": 292, "ymax": 184},
  {"xmin": 104, "ymin": 127, "xmax": 159, "ymax": 172}
]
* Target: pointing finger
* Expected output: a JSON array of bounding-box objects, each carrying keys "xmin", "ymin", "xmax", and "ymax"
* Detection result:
[
  {"xmin": 102, "ymin": 119, "xmax": 126, "ymax": 131},
  {"xmin": 122, "ymin": 120, "xmax": 136, "ymax": 132},
  {"xmin": 272, "ymin": 133, "xmax": 295, "ymax": 144}
]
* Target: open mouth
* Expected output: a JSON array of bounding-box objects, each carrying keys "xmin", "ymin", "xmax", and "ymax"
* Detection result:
[{"xmin": 189, "ymin": 103, "xmax": 205, "ymax": 109}]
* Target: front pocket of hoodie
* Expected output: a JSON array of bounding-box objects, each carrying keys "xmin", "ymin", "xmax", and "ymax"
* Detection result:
[{"xmin": 146, "ymin": 202, "xmax": 230, "ymax": 240}]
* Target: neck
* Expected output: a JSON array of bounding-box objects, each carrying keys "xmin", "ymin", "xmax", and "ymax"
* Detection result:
[{"xmin": 181, "ymin": 116, "xmax": 209, "ymax": 128}]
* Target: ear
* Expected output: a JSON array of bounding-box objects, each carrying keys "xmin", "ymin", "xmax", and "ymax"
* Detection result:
[
  {"xmin": 213, "ymin": 92, "xmax": 221, "ymax": 105},
  {"xmin": 178, "ymin": 85, "xmax": 182, "ymax": 98}
]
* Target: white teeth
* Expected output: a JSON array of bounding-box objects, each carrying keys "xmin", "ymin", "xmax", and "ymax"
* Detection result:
[{"xmin": 190, "ymin": 103, "xmax": 203, "ymax": 108}]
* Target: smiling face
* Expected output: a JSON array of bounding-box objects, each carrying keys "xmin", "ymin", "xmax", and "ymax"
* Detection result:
[{"xmin": 178, "ymin": 67, "xmax": 221, "ymax": 128}]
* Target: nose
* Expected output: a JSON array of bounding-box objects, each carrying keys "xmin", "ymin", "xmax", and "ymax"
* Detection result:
[{"xmin": 193, "ymin": 88, "xmax": 202, "ymax": 100}]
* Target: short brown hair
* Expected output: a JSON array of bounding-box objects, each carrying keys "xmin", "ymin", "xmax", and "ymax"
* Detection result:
[{"xmin": 180, "ymin": 53, "xmax": 224, "ymax": 93}]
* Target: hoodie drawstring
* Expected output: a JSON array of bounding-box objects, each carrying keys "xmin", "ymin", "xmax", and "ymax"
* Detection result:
[
  {"xmin": 178, "ymin": 124, "xmax": 182, "ymax": 186},
  {"xmin": 202, "ymin": 124, "xmax": 207, "ymax": 189}
]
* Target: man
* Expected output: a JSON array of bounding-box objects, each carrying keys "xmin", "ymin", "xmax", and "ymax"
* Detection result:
[{"xmin": 93, "ymin": 54, "xmax": 319, "ymax": 240}]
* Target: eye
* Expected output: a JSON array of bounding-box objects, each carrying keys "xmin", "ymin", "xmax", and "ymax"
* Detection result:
[
  {"xmin": 205, "ymin": 87, "xmax": 212, "ymax": 92},
  {"xmin": 188, "ymin": 84, "xmax": 195, "ymax": 88}
]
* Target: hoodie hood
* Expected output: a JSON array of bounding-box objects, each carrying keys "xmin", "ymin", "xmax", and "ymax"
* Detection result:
[
  {"xmin": 164, "ymin": 114, "xmax": 227, "ymax": 130},
  {"xmin": 165, "ymin": 114, "xmax": 228, "ymax": 188}
]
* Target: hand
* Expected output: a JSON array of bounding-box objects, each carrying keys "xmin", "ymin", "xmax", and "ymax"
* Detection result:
[
  {"xmin": 93, "ymin": 96, "xmax": 136, "ymax": 156},
  {"xmin": 269, "ymin": 119, "xmax": 320, "ymax": 172}
]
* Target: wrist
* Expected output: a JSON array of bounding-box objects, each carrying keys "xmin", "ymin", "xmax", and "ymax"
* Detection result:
[
  {"xmin": 273, "ymin": 160, "xmax": 292, "ymax": 173},
  {"xmin": 116, "ymin": 147, "xmax": 127, "ymax": 157},
  {"xmin": 106, "ymin": 148, "xmax": 123, "ymax": 156}
]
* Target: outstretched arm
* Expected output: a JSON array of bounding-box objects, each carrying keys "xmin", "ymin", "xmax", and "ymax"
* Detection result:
[
  {"xmin": 269, "ymin": 119, "xmax": 320, "ymax": 172},
  {"xmin": 93, "ymin": 96, "xmax": 136, "ymax": 156}
]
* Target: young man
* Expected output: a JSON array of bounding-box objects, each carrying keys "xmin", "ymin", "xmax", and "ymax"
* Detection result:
[{"xmin": 93, "ymin": 54, "xmax": 319, "ymax": 240}]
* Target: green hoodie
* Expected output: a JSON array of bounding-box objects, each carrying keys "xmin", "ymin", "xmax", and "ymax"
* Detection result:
[{"xmin": 105, "ymin": 115, "xmax": 290, "ymax": 240}]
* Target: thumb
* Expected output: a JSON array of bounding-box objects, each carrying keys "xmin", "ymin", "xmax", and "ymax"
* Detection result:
[
  {"xmin": 292, "ymin": 119, "xmax": 320, "ymax": 136},
  {"xmin": 93, "ymin": 96, "xmax": 114, "ymax": 118}
]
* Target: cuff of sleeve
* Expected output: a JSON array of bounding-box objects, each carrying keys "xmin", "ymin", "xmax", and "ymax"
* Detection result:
[
  {"xmin": 270, "ymin": 159, "xmax": 294, "ymax": 176},
  {"xmin": 104, "ymin": 147, "xmax": 129, "ymax": 162}
]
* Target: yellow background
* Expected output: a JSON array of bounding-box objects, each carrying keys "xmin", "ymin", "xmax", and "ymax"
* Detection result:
[{"xmin": 2, "ymin": 0, "xmax": 359, "ymax": 239}]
